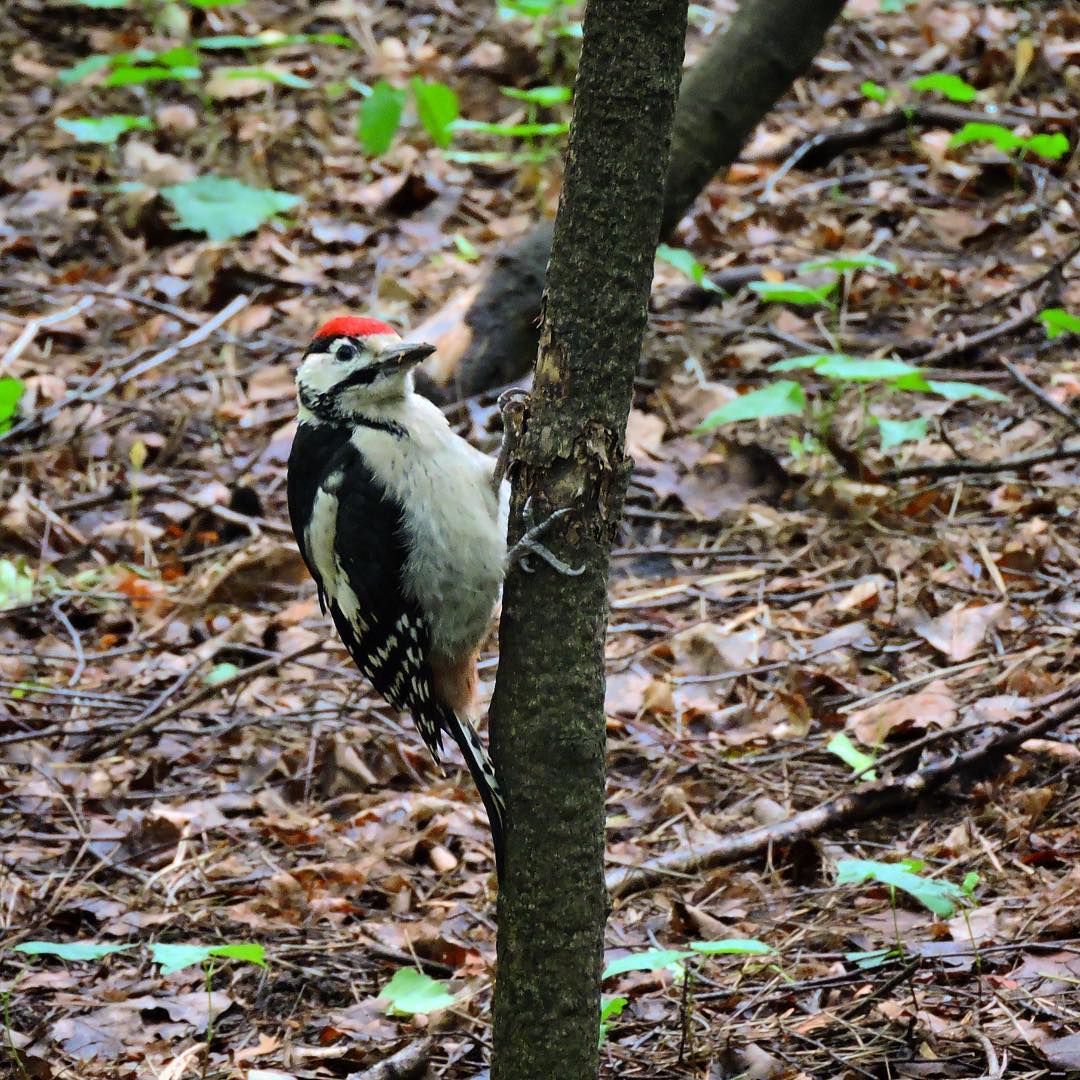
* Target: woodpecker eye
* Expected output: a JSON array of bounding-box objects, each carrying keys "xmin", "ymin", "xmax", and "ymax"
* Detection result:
[{"xmin": 335, "ymin": 343, "xmax": 358, "ymax": 362}]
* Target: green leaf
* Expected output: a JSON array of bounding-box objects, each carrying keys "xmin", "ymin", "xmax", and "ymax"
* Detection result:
[
  {"xmin": 160, "ymin": 176, "xmax": 301, "ymax": 241},
  {"xmin": 0, "ymin": 560, "xmax": 34, "ymax": 610},
  {"xmin": 910, "ymin": 72, "xmax": 978, "ymax": 103},
  {"xmin": 500, "ymin": 85, "xmax": 571, "ymax": 106},
  {"xmin": 453, "ymin": 234, "xmax": 480, "ymax": 260},
  {"xmin": 770, "ymin": 353, "xmax": 922, "ymax": 382},
  {"xmin": 658, "ymin": 244, "xmax": 718, "ymax": 283},
  {"xmin": 442, "ymin": 149, "xmax": 514, "ymax": 164},
  {"xmin": 845, "ymin": 947, "xmax": 900, "ymax": 968},
  {"xmin": 358, "ymin": 81, "xmax": 406, "ymax": 156},
  {"xmin": 104, "ymin": 64, "xmax": 200, "ymax": 87},
  {"xmin": 56, "ymin": 115, "xmax": 153, "ymax": 145},
  {"xmin": 196, "ymin": 32, "xmax": 353, "ymax": 49},
  {"xmin": 204, "ymin": 662, "xmax": 240, "ymax": 686},
  {"xmin": 15, "ymin": 941, "xmax": 134, "ymax": 961},
  {"xmin": 836, "ymin": 858, "xmax": 965, "ymax": 917},
  {"xmin": 949, "ymin": 122, "xmax": 1022, "ymax": 153},
  {"xmin": 603, "ymin": 949, "xmax": 691, "ymax": 980},
  {"xmin": 748, "ymin": 279, "xmax": 838, "ymax": 307},
  {"xmin": 695, "ymin": 381, "xmax": 807, "ymax": 430},
  {"xmin": 411, "ymin": 78, "xmax": 459, "ymax": 148},
  {"xmin": 1038, "ymin": 307, "xmax": 1080, "ymax": 339},
  {"xmin": 656, "ymin": 244, "xmax": 721, "ymax": 292},
  {"xmin": 925, "ymin": 380, "xmax": 1008, "ymax": 402},
  {"xmin": 219, "ymin": 67, "xmax": 313, "ymax": 89},
  {"xmin": 380, "ymin": 968, "xmax": 456, "ymax": 1015},
  {"xmin": 1021, "ymin": 132, "xmax": 1069, "ymax": 160},
  {"xmin": 688, "ymin": 939, "xmax": 773, "ymax": 956},
  {"xmin": 599, "ymin": 995, "xmax": 628, "ymax": 1043},
  {"xmin": 67, "ymin": 0, "xmax": 128, "ymax": 7},
  {"xmin": 860, "ymin": 80, "xmax": 890, "ymax": 103},
  {"xmin": 58, "ymin": 54, "xmax": 119, "ymax": 84},
  {"xmin": 798, "ymin": 254, "xmax": 898, "ymax": 274},
  {"xmin": 826, "ymin": 732, "xmax": 878, "ymax": 779},
  {"xmin": 962, "ymin": 871, "xmax": 980, "ymax": 896},
  {"xmin": 497, "ymin": 0, "xmax": 572, "ymax": 16},
  {"xmin": 0, "ymin": 376, "xmax": 25, "ymax": 433},
  {"xmin": 874, "ymin": 415, "xmax": 928, "ymax": 450},
  {"xmin": 187, "ymin": 0, "xmax": 246, "ymax": 7},
  {"xmin": 450, "ymin": 118, "xmax": 568, "ymax": 138},
  {"xmin": 150, "ymin": 942, "xmax": 266, "ymax": 974}
]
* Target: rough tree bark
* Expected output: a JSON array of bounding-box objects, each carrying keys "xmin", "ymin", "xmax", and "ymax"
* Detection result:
[
  {"xmin": 452, "ymin": 0, "xmax": 846, "ymax": 398},
  {"xmin": 488, "ymin": 0, "xmax": 688, "ymax": 1077}
]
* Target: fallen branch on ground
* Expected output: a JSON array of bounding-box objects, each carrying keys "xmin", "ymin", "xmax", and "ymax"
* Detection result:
[
  {"xmin": 605, "ymin": 688, "xmax": 1080, "ymax": 900},
  {"xmin": 349, "ymin": 1037, "xmax": 433, "ymax": 1080}
]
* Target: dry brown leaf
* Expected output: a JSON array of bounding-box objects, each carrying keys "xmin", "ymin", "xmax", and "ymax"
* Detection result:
[
  {"xmin": 845, "ymin": 680, "xmax": 957, "ymax": 747},
  {"xmin": 914, "ymin": 601, "xmax": 1006, "ymax": 661}
]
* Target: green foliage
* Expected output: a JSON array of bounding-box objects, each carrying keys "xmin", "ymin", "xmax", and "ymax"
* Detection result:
[
  {"xmin": 874, "ymin": 415, "xmax": 928, "ymax": 450},
  {"xmin": 798, "ymin": 254, "xmax": 897, "ymax": 275},
  {"xmin": 599, "ymin": 995, "xmax": 628, "ymax": 1043},
  {"xmin": 14, "ymin": 941, "xmax": 133, "ymax": 961},
  {"xmin": 860, "ymin": 80, "xmax": 890, "ymax": 103},
  {"xmin": 104, "ymin": 47, "xmax": 201, "ymax": 87},
  {"xmin": 0, "ymin": 376, "xmax": 25, "ymax": 434},
  {"xmin": 453, "ymin": 234, "xmax": 481, "ymax": 261},
  {"xmin": 195, "ymin": 32, "xmax": 353, "ymax": 49},
  {"xmin": 411, "ymin": 78, "xmax": 460, "ymax": 148},
  {"xmin": 949, "ymin": 122, "xmax": 1070, "ymax": 161},
  {"xmin": 845, "ymin": 947, "xmax": 900, "ymax": 968},
  {"xmin": 921, "ymin": 379, "xmax": 1007, "ymax": 402},
  {"xmin": 187, "ymin": 0, "xmax": 246, "ymax": 8},
  {"xmin": 748, "ymin": 279, "xmax": 838, "ymax": 307},
  {"xmin": 497, "ymin": 0, "xmax": 574, "ymax": 17},
  {"xmin": 696, "ymin": 382, "xmax": 807, "ymax": 430},
  {"xmin": 836, "ymin": 858, "xmax": 967, "ymax": 917},
  {"xmin": 501, "ymin": 84, "xmax": 571, "ymax": 105},
  {"xmin": 67, "ymin": 0, "xmax": 127, "ymax": 7},
  {"xmin": 160, "ymin": 176, "xmax": 300, "ymax": 241},
  {"xmin": 451, "ymin": 119, "xmax": 569, "ymax": 138},
  {"xmin": 216, "ymin": 67, "xmax": 314, "ymax": 89},
  {"xmin": 0, "ymin": 560, "xmax": 35, "ymax": 610},
  {"xmin": 656, "ymin": 244, "xmax": 722, "ymax": 292},
  {"xmin": 204, "ymin": 662, "xmax": 240, "ymax": 686},
  {"xmin": 56, "ymin": 114, "xmax": 153, "ymax": 144},
  {"xmin": 910, "ymin": 72, "xmax": 977, "ymax": 103},
  {"xmin": 825, "ymin": 732, "xmax": 877, "ymax": 780},
  {"xmin": 380, "ymin": 968, "xmax": 456, "ymax": 1015},
  {"xmin": 358, "ymin": 81, "xmax": 406, "ymax": 155},
  {"xmin": 603, "ymin": 940, "xmax": 772, "ymax": 981},
  {"xmin": 1039, "ymin": 307, "xmax": 1080, "ymax": 339},
  {"xmin": 150, "ymin": 942, "xmax": 266, "ymax": 974},
  {"xmin": 771, "ymin": 354, "xmax": 919, "ymax": 381}
]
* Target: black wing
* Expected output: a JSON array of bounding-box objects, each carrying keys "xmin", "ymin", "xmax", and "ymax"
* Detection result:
[{"xmin": 288, "ymin": 421, "xmax": 444, "ymax": 759}]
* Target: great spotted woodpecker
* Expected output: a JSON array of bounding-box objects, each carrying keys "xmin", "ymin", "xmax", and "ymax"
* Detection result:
[{"xmin": 287, "ymin": 316, "xmax": 509, "ymax": 876}]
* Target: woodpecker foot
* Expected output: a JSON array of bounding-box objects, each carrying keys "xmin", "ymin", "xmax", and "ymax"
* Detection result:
[
  {"xmin": 507, "ymin": 499, "xmax": 585, "ymax": 576},
  {"xmin": 491, "ymin": 388, "xmax": 530, "ymax": 495}
]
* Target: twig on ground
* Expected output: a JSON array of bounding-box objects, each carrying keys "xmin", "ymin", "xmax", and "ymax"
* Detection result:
[
  {"xmin": 605, "ymin": 686, "xmax": 1080, "ymax": 899},
  {"xmin": 882, "ymin": 443, "xmax": 1080, "ymax": 481},
  {"xmin": 999, "ymin": 355, "xmax": 1080, "ymax": 433},
  {"xmin": 351, "ymin": 1037, "xmax": 434, "ymax": 1080}
]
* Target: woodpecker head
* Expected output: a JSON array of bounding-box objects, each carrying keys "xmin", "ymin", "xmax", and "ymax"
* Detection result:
[{"xmin": 296, "ymin": 316, "xmax": 435, "ymax": 420}]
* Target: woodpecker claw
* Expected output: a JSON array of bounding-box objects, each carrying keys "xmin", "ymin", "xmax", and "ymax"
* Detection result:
[
  {"xmin": 507, "ymin": 500, "xmax": 585, "ymax": 577},
  {"xmin": 491, "ymin": 388, "xmax": 530, "ymax": 495}
]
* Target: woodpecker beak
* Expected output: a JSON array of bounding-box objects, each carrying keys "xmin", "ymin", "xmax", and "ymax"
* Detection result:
[{"xmin": 379, "ymin": 342, "xmax": 436, "ymax": 369}]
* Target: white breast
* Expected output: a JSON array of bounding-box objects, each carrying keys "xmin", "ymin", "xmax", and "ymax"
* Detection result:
[{"xmin": 351, "ymin": 396, "xmax": 509, "ymax": 659}]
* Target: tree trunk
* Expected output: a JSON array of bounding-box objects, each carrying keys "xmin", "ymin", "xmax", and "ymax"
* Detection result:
[
  {"xmin": 488, "ymin": 1, "xmax": 688, "ymax": 1078},
  {"xmin": 453, "ymin": 0, "xmax": 846, "ymax": 398}
]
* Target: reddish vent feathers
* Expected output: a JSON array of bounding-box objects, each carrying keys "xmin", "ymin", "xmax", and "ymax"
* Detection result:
[{"xmin": 313, "ymin": 316, "xmax": 398, "ymax": 341}]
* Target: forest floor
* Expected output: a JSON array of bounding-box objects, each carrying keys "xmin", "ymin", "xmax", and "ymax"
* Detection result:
[{"xmin": 1, "ymin": 0, "xmax": 1079, "ymax": 1077}]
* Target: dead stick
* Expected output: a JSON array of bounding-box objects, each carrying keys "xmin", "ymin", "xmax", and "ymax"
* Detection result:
[
  {"xmin": 881, "ymin": 442, "xmax": 1080, "ymax": 481},
  {"xmin": 606, "ymin": 689, "xmax": 1080, "ymax": 900},
  {"xmin": 999, "ymin": 355, "xmax": 1080, "ymax": 434},
  {"xmin": 352, "ymin": 1037, "xmax": 434, "ymax": 1080}
]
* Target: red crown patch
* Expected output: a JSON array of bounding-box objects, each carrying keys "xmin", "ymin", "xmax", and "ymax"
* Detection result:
[{"xmin": 313, "ymin": 316, "xmax": 398, "ymax": 340}]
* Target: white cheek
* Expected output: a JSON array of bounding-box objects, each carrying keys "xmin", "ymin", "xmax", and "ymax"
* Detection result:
[{"xmin": 298, "ymin": 353, "xmax": 341, "ymax": 394}]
